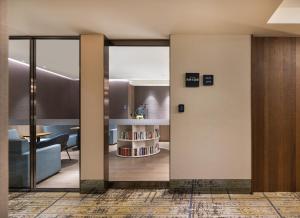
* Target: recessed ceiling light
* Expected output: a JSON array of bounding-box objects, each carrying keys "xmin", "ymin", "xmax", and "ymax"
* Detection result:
[{"xmin": 8, "ymin": 58, "xmax": 79, "ymax": 81}]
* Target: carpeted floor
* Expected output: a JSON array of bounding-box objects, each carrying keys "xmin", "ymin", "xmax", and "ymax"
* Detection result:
[{"xmin": 9, "ymin": 190, "xmax": 300, "ymax": 217}]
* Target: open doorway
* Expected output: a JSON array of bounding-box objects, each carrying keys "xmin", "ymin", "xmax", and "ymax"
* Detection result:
[{"xmin": 108, "ymin": 42, "xmax": 170, "ymax": 181}]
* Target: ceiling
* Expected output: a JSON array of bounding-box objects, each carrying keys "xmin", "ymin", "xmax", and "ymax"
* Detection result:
[
  {"xmin": 9, "ymin": 41, "xmax": 169, "ymax": 83},
  {"xmin": 109, "ymin": 46, "xmax": 169, "ymax": 84},
  {"xmin": 8, "ymin": 0, "xmax": 300, "ymax": 84},
  {"xmin": 268, "ymin": 0, "xmax": 300, "ymax": 24},
  {"xmin": 7, "ymin": 0, "xmax": 300, "ymax": 38}
]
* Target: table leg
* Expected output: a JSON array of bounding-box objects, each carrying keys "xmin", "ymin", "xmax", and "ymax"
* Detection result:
[{"xmin": 77, "ymin": 129, "xmax": 80, "ymax": 149}]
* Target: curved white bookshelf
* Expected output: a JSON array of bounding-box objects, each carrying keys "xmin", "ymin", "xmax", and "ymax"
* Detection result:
[{"xmin": 117, "ymin": 124, "xmax": 160, "ymax": 158}]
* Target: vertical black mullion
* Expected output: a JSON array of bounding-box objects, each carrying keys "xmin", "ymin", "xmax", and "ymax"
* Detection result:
[{"xmin": 29, "ymin": 38, "xmax": 36, "ymax": 189}]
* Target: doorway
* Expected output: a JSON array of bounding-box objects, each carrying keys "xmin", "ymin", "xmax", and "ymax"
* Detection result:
[{"xmin": 107, "ymin": 40, "xmax": 170, "ymax": 182}]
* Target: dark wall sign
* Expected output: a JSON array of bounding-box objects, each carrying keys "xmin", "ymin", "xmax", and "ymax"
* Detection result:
[
  {"xmin": 185, "ymin": 73, "xmax": 199, "ymax": 87},
  {"xmin": 203, "ymin": 74, "xmax": 214, "ymax": 86}
]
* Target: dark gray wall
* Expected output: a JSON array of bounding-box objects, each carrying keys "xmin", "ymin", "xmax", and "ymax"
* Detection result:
[
  {"xmin": 109, "ymin": 80, "xmax": 129, "ymax": 119},
  {"xmin": 9, "ymin": 61, "xmax": 29, "ymax": 121},
  {"xmin": 134, "ymin": 86, "xmax": 169, "ymax": 119},
  {"xmin": 9, "ymin": 60, "xmax": 79, "ymax": 121},
  {"xmin": 36, "ymin": 69, "xmax": 79, "ymax": 119}
]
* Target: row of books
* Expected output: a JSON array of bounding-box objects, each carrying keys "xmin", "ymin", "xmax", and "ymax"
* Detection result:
[
  {"xmin": 119, "ymin": 131, "xmax": 132, "ymax": 140},
  {"xmin": 118, "ymin": 143, "xmax": 160, "ymax": 157},
  {"xmin": 119, "ymin": 130, "xmax": 160, "ymax": 140},
  {"xmin": 118, "ymin": 145, "xmax": 132, "ymax": 156},
  {"xmin": 133, "ymin": 131, "xmax": 157, "ymax": 140}
]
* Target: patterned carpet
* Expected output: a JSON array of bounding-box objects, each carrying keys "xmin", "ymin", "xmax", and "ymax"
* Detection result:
[{"xmin": 9, "ymin": 190, "xmax": 300, "ymax": 217}]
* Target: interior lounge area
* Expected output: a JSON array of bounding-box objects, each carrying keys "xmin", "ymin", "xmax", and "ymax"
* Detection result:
[
  {"xmin": 8, "ymin": 39, "xmax": 80, "ymax": 189},
  {"xmin": 2, "ymin": 0, "xmax": 300, "ymax": 217}
]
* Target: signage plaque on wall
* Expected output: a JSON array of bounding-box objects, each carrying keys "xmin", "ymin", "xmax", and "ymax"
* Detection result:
[
  {"xmin": 203, "ymin": 74, "xmax": 214, "ymax": 86},
  {"xmin": 185, "ymin": 73, "xmax": 199, "ymax": 87}
]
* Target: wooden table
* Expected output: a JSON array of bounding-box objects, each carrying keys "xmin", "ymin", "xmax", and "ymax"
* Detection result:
[{"xmin": 23, "ymin": 132, "xmax": 52, "ymax": 142}]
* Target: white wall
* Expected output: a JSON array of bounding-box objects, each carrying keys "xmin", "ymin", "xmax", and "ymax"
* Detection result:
[{"xmin": 170, "ymin": 35, "xmax": 251, "ymax": 179}]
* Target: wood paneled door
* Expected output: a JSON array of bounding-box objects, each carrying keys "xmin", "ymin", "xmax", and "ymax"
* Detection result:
[{"xmin": 252, "ymin": 37, "xmax": 300, "ymax": 192}]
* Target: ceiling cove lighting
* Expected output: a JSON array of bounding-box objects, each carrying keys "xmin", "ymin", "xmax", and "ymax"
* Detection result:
[
  {"xmin": 8, "ymin": 58, "xmax": 79, "ymax": 81},
  {"xmin": 129, "ymin": 80, "xmax": 169, "ymax": 86},
  {"xmin": 109, "ymin": 79, "xmax": 129, "ymax": 82},
  {"xmin": 268, "ymin": 0, "xmax": 300, "ymax": 24}
]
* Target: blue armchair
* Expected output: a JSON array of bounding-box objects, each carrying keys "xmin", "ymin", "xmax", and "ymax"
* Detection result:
[
  {"xmin": 42, "ymin": 125, "xmax": 79, "ymax": 160},
  {"xmin": 42, "ymin": 125, "xmax": 79, "ymax": 148},
  {"xmin": 9, "ymin": 129, "xmax": 61, "ymax": 188}
]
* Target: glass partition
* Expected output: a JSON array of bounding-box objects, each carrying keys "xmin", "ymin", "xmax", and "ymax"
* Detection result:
[
  {"xmin": 8, "ymin": 40, "xmax": 30, "ymax": 189},
  {"xmin": 35, "ymin": 40, "xmax": 80, "ymax": 189}
]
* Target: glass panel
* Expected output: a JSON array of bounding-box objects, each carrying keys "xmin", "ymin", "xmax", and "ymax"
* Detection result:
[
  {"xmin": 35, "ymin": 40, "xmax": 80, "ymax": 189},
  {"xmin": 8, "ymin": 40, "xmax": 30, "ymax": 189}
]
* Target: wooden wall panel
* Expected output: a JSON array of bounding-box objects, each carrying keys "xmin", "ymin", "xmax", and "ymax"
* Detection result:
[
  {"xmin": 252, "ymin": 37, "xmax": 297, "ymax": 192},
  {"xmin": 0, "ymin": 0, "xmax": 8, "ymax": 215},
  {"xmin": 296, "ymin": 38, "xmax": 300, "ymax": 191}
]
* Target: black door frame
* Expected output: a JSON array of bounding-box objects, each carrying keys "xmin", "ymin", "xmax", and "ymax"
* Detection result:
[
  {"xmin": 106, "ymin": 39, "xmax": 171, "ymax": 187},
  {"xmin": 9, "ymin": 37, "xmax": 170, "ymax": 191},
  {"xmin": 9, "ymin": 36, "xmax": 80, "ymax": 192}
]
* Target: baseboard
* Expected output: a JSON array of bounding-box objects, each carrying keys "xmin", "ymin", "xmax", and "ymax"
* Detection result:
[
  {"xmin": 80, "ymin": 180, "xmax": 106, "ymax": 194},
  {"xmin": 169, "ymin": 179, "xmax": 251, "ymax": 194},
  {"xmin": 108, "ymin": 181, "xmax": 169, "ymax": 189}
]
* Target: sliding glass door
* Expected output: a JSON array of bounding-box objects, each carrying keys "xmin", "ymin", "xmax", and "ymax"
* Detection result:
[
  {"xmin": 8, "ymin": 40, "xmax": 31, "ymax": 189},
  {"xmin": 8, "ymin": 37, "xmax": 80, "ymax": 190},
  {"xmin": 35, "ymin": 39, "xmax": 80, "ymax": 189}
]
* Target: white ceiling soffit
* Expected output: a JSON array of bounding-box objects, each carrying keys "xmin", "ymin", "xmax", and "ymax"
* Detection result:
[
  {"xmin": 8, "ymin": 0, "xmax": 300, "ymax": 37},
  {"xmin": 268, "ymin": 0, "xmax": 300, "ymax": 24},
  {"xmin": 109, "ymin": 47, "xmax": 169, "ymax": 83}
]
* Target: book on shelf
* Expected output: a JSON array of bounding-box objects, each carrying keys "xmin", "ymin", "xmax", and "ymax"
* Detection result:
[
  {"xmin": 118, "ymin": 145, "xmax": 132, "ymax": 156},
  {"xmin": 119, "ymin": 144, "xmax": 160, "ymax": 157},
  {"xmin": 131, "ymin": 130, "xmax": 159, "ymax": 140},
  {"xmin": 133, "ymin": 131, "xmax": 146, "ymax": 140},
  {"xmin": 134, "ymin": 148, "xmax": 137, "ymax": 156},
  {"xmin": 147, "ymin": 131, "xmax": 153, "ymax": 139},
  {"xmin": 119, "ymin": 131, "xmax": 160, "ymax": 141},
  {"xmin": 119, "ymin": 131, "xmax": 132, "ymax": 140}
]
